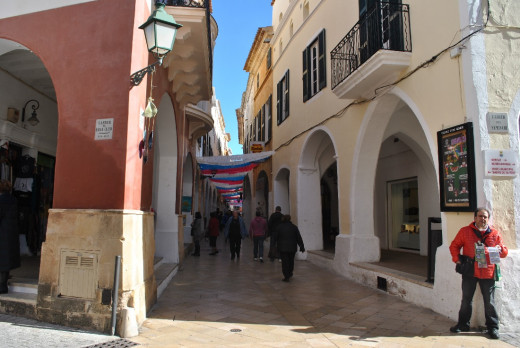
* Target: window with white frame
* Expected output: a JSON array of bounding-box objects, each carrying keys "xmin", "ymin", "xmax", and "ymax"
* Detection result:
[{"xmin": 302, "ymin": 29, "xmax": 326, "ymax": 102}]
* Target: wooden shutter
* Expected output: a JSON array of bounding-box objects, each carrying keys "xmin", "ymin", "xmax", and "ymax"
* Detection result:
[
  {"xmin": 302, "ymin": 48, "xmax": 310, "ymax": 102},
  {"xmin": 277, "ymin": 79, "xmax": 282, "ymax": 125},
  {"xmin": 318, "ymin": 29, "xmax": 326, "ymax": 91},
  {"xmin": 267, "ymin": 95, "xmax": 272, "ymax": 141},
  {"xmin": 261, "ymin": 106, "xmax": 265, "ymax": 141},
  {"xmin": 284, "ymin": 70, "xmax": 290, "ymax": 118},
  {"xmin": 267, "ymin": 47, "xmax": 272, "ymax": 69}
]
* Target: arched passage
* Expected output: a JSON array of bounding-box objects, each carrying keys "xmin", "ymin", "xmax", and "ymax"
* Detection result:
[
  {"xmin": 349, "ymin": 91, "xmax": 439, "ymax": 265},
  {"xmin": 274, "ymin": 167, "xmax": 290, "ymax": 215},
  {"xmin": 0, "ymin": 40, "xmax": 58, "ymax": 271},
  {"xmin": 255, "ymin": 170, "xmax": 269, "ymax": 218},
  {"xmin": 152, "ymin": 93, "xmax": 179, "ymax": 263},
  {"xmin": 242, "ymin": 174, "xmax": 253, "ymax": 227},
  {"xmin": 182, "ymin": 153, "xmax": 194, "ymax": 243},
  {"xmin": 298, "ymin": 128, "xmax": 338, "ymax": 251}
]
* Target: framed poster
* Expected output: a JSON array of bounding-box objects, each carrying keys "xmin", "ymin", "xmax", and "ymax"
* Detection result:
[{"xmin": 437, "ymin": 122, "xmax": 476, "ymax": 212}]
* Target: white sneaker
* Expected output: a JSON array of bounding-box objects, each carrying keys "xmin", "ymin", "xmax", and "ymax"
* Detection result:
[
  {"xmin": 254, "ymin": 258, "xmax": 258, "ymax": 261},
  {"xmin": 279, "ymin": 259, "xmax": 282, "ymax": 263}
]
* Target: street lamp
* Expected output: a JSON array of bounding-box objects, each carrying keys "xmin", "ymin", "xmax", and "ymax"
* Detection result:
[
  {"xmin": 130, "ymin": 1, "xmax": 182, "ymax": 86},
  {"xmin": 22, "ymin": 99, "xmax": 40, "ymax": 127}
]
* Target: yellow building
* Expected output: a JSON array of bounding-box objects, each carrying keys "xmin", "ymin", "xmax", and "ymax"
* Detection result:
[
  {"xmin": 237, "ymin": 26, "xmax": 275, "ymax": 223},
  {"xmin": 249, "ymin": 0, "xmax": 520, "ymax": 331}
]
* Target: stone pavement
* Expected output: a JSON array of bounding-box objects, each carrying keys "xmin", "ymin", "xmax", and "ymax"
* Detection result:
[
  {"xmin": 0, "ymin": 313, "xmax": 120, "ymax": 348},
  {"xmin": 132, "ymin": 238, "xmax": 519, "ymax": 347},
  {"xmin": 1, "ymin": 237, "xmax": 519, "ymax": 347}
]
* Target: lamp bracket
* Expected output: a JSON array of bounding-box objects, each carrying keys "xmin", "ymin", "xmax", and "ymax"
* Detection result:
[{"xmin": 130, "ymin": 58, "xmax": 162, "ymax": 86}]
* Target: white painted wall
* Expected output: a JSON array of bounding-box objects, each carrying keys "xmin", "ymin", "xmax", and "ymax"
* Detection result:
[
  {"xmin": 0, "ymin": 52, "xmax": 58, "ymax": 155},
  {"xmin": 152, "ymin": 94, "xmax": 179, "ymax": 263}
]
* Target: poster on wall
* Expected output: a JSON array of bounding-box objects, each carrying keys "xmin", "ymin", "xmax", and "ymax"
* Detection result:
[
  {"xmin": 437, "ymin": 122, "xmax": 476, "ymax": 212},
  {"xmin": 181, "ymin": 196, "xmax": 192, "ymax": 213}
]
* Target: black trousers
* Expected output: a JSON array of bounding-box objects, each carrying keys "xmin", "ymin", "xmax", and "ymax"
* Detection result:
[
  {"xmin": 229, "ymin": 237, "xmax": 242, "ymax": 259},
  {"xmin": 457, "ymin": 276, "xmax": 498, "ymax": 329},
  {"xmin": 0, "ymin": 271, "xmax": 9, "ymax": 293},
  {"xmin": 193, "ymin": 239, "xmax": 201, "ymax": 255},
  {"xmin": 280, "ymin": 251, "xmax": 296, "ymax": 279}
]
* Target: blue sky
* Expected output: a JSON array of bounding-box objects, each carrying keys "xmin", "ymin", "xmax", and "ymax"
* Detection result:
[{"xmin": 212, "ymin": 0, "xmax": 273, "ymax": 155}]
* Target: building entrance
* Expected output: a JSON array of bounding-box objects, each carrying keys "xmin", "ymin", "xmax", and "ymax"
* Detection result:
[{"xmin": 1, "ymin": 142, "xmax": 55, "ymax": 255}]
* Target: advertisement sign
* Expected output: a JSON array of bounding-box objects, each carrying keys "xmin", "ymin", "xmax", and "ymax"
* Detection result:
[
  {"xmin": 437, "ymin": 122, "xmax": 476, "ymax": 212},
  {"xmin": 250, "ymin": 142, "xmax": 264, "ymax": 153}
]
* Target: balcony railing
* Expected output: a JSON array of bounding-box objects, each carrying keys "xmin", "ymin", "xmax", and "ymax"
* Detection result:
[
  {"xmin": 164, "ymin": 0, "xmax": 206, "ymax": 8},
  {"xmin": 165, "ymin": 0, "xmax": 213, "ymax": 82},
  {"xmin": 331, "ymin": 1, "xmax": 411, "ymax": 90}
]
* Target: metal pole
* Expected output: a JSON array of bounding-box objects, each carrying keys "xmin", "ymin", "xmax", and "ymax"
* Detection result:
[{"xmin": 111, "ymin": 255, "xmax": 121, "ymax": 336}]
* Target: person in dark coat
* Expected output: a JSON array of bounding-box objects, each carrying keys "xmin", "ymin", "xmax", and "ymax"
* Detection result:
[
  {"xmin": 190, "ymin": 212, "xmax": 204, "ymax": 256},
  {"xmin": 0, "ymin": 180, "xmax": 20, "ymax": 294},
  {"xmin": 274, "ymin": 215, "xmax": 305, "ymax": 282},
  {"xmin": 223, "ymin": 210, "xmax": 247, "ymax": 261},
  {"xmin": 268, "ymin": 206, "xmax": 283, "ymax": 261}
]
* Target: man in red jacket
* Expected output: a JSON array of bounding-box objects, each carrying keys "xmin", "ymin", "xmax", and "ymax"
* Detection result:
[{"xmin": 449, "ymin": 207, "xmax": 508, "ymax": 339}]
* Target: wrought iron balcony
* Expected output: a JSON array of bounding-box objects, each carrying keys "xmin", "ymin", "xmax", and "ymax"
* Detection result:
[
  {"xmin": 331, "ymin": 1, "xmax": 411, "ymax": 91},
  {"xmin": 164, "ymin": 0, "xmax": 207, "ymax": 8}
]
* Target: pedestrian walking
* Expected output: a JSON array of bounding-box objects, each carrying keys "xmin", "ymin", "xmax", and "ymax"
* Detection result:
[
  {"xmin": 190, "ymin": 212, "xmax": 204, "ymax": 256},
  {"xmin": 207, "ymin": 212, "xmax": 220, "ymax": 255},
  {"xmin": 223, "ymin": 210, "xmax": 247, "ymax": 260},
  {"xmin": 449, "ymin": 207, "xmax": 508, "ymax": 339},
  {"xmin": 274, "ymin": 215, "xmax": 305, "ymax": 282},
  {"xmin": 268, "ymin": 206, "xmax": 283, "ymax": 262},
  {"xmin": 0, "ymin": 180, "xmax": 20, "ymax": 294},
  {"xmin": 249, "ymin": 210, "xmax": 268, "ymax": 262}
]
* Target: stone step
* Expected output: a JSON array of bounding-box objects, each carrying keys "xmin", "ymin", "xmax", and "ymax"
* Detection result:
[
  {"xmin": 155, "ymin": 262, "xmax": 178, "ymax": 299},
  {"xmin": 0, "ymin": 290, "xmax": 37, "ymax": 319},
  {"xmin": 8, "ymin": 278, "xmax": 38, "ymax": 295}
]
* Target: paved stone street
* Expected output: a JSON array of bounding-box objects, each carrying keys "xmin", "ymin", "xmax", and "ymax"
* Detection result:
[
  {"xmin": 2, "ymin": 237, "xmax": 519, "ymax": 347},
  {"xmin": 133, "ymin": 238, "xmax": 519, "ymax": 347}
]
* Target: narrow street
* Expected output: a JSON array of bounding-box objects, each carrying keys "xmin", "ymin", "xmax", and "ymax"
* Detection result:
[{"xmin": 132, "ymin": 238, "xmax": 517, "ymax": 347}]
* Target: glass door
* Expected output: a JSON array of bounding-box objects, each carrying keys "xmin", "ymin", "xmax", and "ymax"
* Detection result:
[{"xmin": 387, "ymin": 178, "xmax": 419, "ymax": 251}]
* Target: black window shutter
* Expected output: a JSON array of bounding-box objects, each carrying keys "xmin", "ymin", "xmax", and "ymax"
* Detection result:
[
  {"xmin": 277, "ymin": 80, "xmax": 282, "ymax": 125},
  {"xmin": 302, "ymin": 48, "xmax": 309, "ymax": 102},
  {"xmin": 284, "ymin": 70, "xmax": 290, "ymax": 118},
  {"xmin": 267, "ymin": 95, "xmax": 272, "ymax": 140},
  {"xmin": 257, "ymin": 111, "xmax": 261, "ymax": 140},
  {"xmin": 318, "ymin": 29, "xmax": 326, "ymax": 91},
  {"xmin": 261, "ymin": 107, "xmax": 265, "ymax": 141}
]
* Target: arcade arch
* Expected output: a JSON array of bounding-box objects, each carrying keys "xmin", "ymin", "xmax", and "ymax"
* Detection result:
[
  {"xmin": 350, "ymin": 91, "xmax": 440, "ymax": 268},
  {"xmin": 298, "ymin": 128, "xmax": 338, "ymax": 251},
  {"xmin": 255, "ymin": 170, "xmax": 269, "ymax": 218},
  {"xmin": 274, "ymin": 167, "xmax": 290, "ymax": 215},
  {"xmin": 152, "ymin": 93, "xmax": 179, "ymax": 263},
  {"xmin": 0, "ymin": 40, "xmax": 58, "ymax": 264}
]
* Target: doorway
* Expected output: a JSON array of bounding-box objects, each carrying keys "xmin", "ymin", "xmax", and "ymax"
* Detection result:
[{"xmin": 387, "ymin": 178, "xmax": 419, "ymax": 251}]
